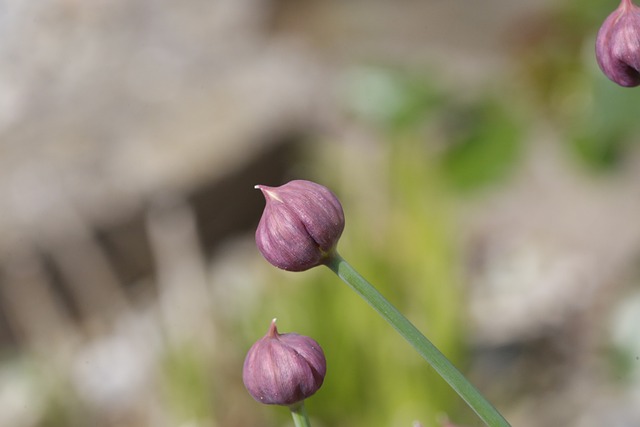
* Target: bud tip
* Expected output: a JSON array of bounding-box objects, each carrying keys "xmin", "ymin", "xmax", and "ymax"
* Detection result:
[{"xmin": 268, "ymin": 318, "xmax": 279, "ymax": 338}]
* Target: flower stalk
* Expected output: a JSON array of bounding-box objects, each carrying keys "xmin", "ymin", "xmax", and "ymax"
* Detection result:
[
  {"xmin": 325, "ymin": 253, "xmax": 511, "ymax": 427},
  {"xmin": 290, "ymin": 402, "xmax": 312, "ymax": 427}
]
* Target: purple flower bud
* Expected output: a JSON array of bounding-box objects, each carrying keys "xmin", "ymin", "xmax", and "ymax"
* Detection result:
[
  {"xmin": 596, "ymin": 0, "xmax": 640, "ymax": 87},
  {"xmin": 255, "ymin": 180, "xmax": 345, "ymax": 271},
  {"xmin": 242, "ymin": 320, "xmax": 327, "ymax": 406}
]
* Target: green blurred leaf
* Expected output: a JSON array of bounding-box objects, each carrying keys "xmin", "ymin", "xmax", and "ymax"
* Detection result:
[
  {"xmin": 439, "ymin": 100, "xmax": 523, "ymax": 192},
  {"xmin": 161, "ymin": 345, "xmax": 214, "ymax": 422},
  {"xmin": 343, "ymin": 66, "xmax": 444, "ymax": 131}
]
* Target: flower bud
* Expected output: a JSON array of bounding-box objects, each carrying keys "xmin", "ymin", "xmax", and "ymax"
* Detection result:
[
  {"xmin": 242, "ymin": 319, "xmax": 327, "ymax": 406},
  {"xmin": 595, "ymin": 0, "xmax": 640, "ymax": 87},
  {"xmin": 255, "ymin": 180, "xmax": 345, "ymax": 271}
]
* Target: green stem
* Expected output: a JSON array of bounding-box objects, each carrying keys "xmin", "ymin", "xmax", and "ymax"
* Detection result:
[
  {"xmin": 325, "ymin": 253, "xmax": 511, "ymax": 427},
  {"xmin": 289, "ymin": 401, "xmax": 311, "ymax": 427}
]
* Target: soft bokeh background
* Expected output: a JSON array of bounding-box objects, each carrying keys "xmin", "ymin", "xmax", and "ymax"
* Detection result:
[{"xmin": 1, "ymin": 0, "xmax": 639, "ymax": 426}]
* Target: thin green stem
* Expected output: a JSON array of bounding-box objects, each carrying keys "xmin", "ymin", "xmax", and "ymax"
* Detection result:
[
  {"xmin": 289, "ymin": 401, "xmax": 312, "ymax": 427},
  {"xmin": 325, "ymin": 253, "xmax": 511, "ymax": 427}
]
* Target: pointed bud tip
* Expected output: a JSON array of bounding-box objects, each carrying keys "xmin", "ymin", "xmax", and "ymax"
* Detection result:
[
  {"xmin": 267, "ymin": 318, "xmax": 279, "ymax": 338},
  {"xmin": 255, "ymin": 184, "xmax": 282, "ymax": 202}
]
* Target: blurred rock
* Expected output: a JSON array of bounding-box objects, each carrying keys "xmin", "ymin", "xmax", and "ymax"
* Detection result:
[
  {"xmin": 0, "ymin": 0, "xmax": 324, "ymax": 253},
  {"xmin": 465, "ymin": 140, "xmax": 640, "ymax": 345},
  {"xmin": 0, "ymin": 0, "xmax": 325, "ymax": 347}
]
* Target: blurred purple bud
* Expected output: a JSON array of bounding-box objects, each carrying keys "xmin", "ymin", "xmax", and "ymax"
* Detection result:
[
  {"xmin": 255, "ymin": 180, "xmax": 345, "ymax": 271},
  {"xmin": 596, "ymin": 0, "xmax": 640, "ymax": 87},
  {"xmin": 242, "ymin": 319, "xmax": 327, "ymax": 406}
]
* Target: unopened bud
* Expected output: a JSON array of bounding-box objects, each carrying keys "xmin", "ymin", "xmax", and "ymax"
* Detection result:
[
  {"xmin": 255, "ymin": 180, "xmax": 345, "ymax": 271},
  {"xmin": 596, "ymin": 0, "xmax": 640, "ymax": 87},
  {"xmin": 242, "ymin": 319, "xmax": 327, "ymax": 406}
]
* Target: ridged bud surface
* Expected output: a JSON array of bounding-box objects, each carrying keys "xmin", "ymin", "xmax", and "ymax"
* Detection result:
[
  {"xmin": 242, "ymin": 320, "xmax": 327, "ymax": 406},
  {"xmin": 255, "ymin": 180, "xmax": 345, "ymax": 271},
  {"xmin": 596, "ymin": 0, "xmax": 640, "ymax": 87}
]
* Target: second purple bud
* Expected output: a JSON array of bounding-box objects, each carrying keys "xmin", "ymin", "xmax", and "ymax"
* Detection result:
[
  {"xmin": 596, "ymin": 0, "xmax": 640, "ymax": 87},
  {"xmin": 242, "ymin": 319, "xmax": 327, "ymax": 406}
]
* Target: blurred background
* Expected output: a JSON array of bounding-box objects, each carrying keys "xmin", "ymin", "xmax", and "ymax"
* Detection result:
[{"xmin": 1, "ymin": 0, "xmax": 640, "ymax": 426}]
